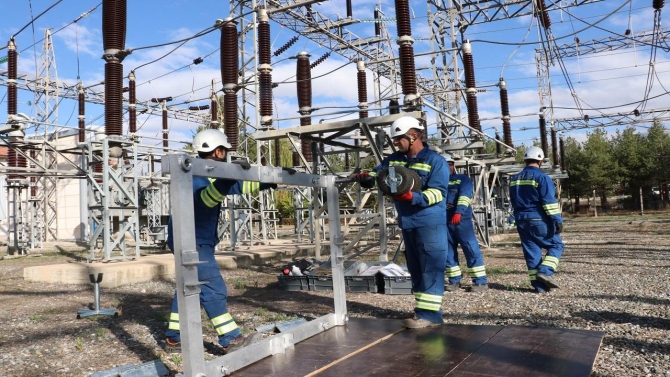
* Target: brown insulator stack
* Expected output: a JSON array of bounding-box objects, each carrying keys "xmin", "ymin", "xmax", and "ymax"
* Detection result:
[
  {"xmin": 30, "ymin": 151, "xmax": 36, "ymax": 198},
  {"xmin": 7, "ymin": 139, "xmax": 26, "ymax": 181},
  {"xmin": 389, "ymin": 98, "xmax": 400, "ymax": 114},
  {"xmin": 538, "ymin": 114, "xmax": 548, "ymax": 157},
  {"xmin": 128, "ymin": 71, "xmax": 136, "ymax": 135},
  {"xmin": 6, "ymin": 39, "xmax": 24, "ymax": 181},
  {"xmin": 559, "ymin": 137, "xmax": 566, "ymax": 171},
  {"xmin": 346, "ymin": 0, "xmax": 353, "ymax": 17},
  {"xmin": 653, "ymin": 0, "xmax": 664, "ymax": 9},
  {"xmin": 78, "ymin": 83, "xmax": 86, "ymax": 143},
  {"xmin": 220, "ymin": 18, "xmax": 239, "ymax": 150},
  {"xmin": 162, "ymin": 101, "xmax": 168, "ymax": 152},
  {"xmin": 536, "ymin": 0, "xmax": 552, "ymax": 29},
  {"xmin": 258, "ymin": 9, "xmax": 273, "ymax": 129},
  {"xmin": 495, "ymin": 132, "xmax": 502, "ymax": 156},
  {"xmin": 7, "ymin": 39, "xmax": 17, "ymax": 117},
  {"xmin": 296, "ymin": 51, "xmax": 312, "ymax": 163},
  {"xmin": 551, "ymin": 127, "xmax": 559, "ymax": 168},
  {"xmin": 395, "ymin": 0, "xmax": 418, "ymax": 107},
  {"xmin": 94, "ymin": 162, "xmax": 104, "ymax": 183},
  {"xmin": 357, "ymin": 60, "xmax": 369, "ymax": 119},
  {"xmin": 374, "ymin": 9, "xmax": 381, "ymax": 36},
  {"xmin": 498, "ymin": 78, "xmax": 513, "ymax": 147},
  {"xmin": 102, "ymin": 0, "xmax": 127, "ymax": 137},
  {"xmin": 209, "ymin": 93, "xmax": 219, "ymax": 129},
  {"xmin": 462, "ymin": 41, "xmax": 481, "ymax": 132}
]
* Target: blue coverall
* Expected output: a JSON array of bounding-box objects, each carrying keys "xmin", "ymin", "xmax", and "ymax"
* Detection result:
[
  {"xmin": 509, "ymin": 166, "xmax": 565, "ymax": 292},
  {"xmin": 166, "ymin": 175, "xmax": 271, "ymax": 347},
  {"xmin": 445, "ymin": 173, "xmax": 488, "ymax": 285},
  {"xmin": 369, "ymin": 143, "xmax": 449, "ymax": 324}
]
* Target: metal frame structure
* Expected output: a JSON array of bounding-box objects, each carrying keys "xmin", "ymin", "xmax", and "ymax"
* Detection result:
[
  {"xmin": 163, "ymin": 153, "xmax": 347, "ymax": 376},
  {"xmin": 86, "ymin": 136, "xmax": 140, "ymax": 261}
]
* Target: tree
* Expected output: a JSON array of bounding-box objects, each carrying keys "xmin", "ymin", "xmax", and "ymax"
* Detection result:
[
  {"xmin": 562, "ymin": 136, "xmax": 588, "ymax": 206},
  {"xmin": 611, "ymin": 127, "xmax": 647, "ymax": 197},
  {"xmin": 582, "ymin": 128, "xmax": 616, "ymax": 206}
]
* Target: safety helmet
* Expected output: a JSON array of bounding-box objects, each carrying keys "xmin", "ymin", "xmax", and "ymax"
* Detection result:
[
  {"xmin": 524, "ymin": 146, "xmax": 545, "ymax": 161},
  {"xmin": 390, "ymin": 117, "xmax": 422, "ymax": 138},
  {"xmin": 193, "ymin": 128, "xmax": 232, "ymax": 153},
  {"xmin": 445, "ymin": 154, "xmax": 455, "ymax": 163}
]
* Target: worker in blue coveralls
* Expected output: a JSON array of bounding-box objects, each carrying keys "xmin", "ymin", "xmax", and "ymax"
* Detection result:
[
  {"xmin": 444, "ymin": 155, "xmax": 488, "ymax": 293},
  {"xmin": 165, "ymin": 129, "xmax": 275, "ymax": 352},
  {"xmin": 509, "ymin": 146, "xmax": 565, "ymax": 293},
  {"xmin": 353, "ymin": 116, "xmax": 449, "ymax": 328}
]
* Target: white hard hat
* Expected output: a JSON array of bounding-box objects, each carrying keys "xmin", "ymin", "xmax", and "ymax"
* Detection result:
[
  {"xmin": 524, "ymin": 146, "xmax": 545, "ymax": 161},
  {"xmin": 445, "ymin": 154, "xmax": 455, "ymax": 163},
  {"xmin": 193, "ymin": 128, "xmax": 232, "ymax": 153},
  {"xmin": 390, "ymin": 116, "xmax": 422, "ymax": 138}
]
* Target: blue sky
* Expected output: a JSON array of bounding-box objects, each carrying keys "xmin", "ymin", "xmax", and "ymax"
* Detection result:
[{"xmin": 1, "ymin": 0, "xmax": 668, "ymax": 151}]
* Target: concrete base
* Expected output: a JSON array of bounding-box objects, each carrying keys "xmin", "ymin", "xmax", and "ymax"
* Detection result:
[{"xmin": 23, "ymin": 241, "xmax": 318, "ymax": 288}]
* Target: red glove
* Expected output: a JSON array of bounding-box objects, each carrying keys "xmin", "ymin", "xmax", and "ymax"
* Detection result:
[
  {"xmin": 393, "ymin": 190, "xmax": 413, "ymax": 202},
  {"xmin": 451, "ymin": 213, "xmax": 462, "ymax": 225},
  {"xmin": 353, "ymin": 172, "xmax": 370, "ymax": 181}
]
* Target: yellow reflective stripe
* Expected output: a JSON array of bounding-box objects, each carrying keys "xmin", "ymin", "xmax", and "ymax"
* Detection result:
[
  {"xmin": 541, "ymin": 256, "xmax": 560, "ymax": 270},
  {"xmin": 415, "ymin": 292, "xmax": 442, "ymax": 311},
  {"xmin": 543, "ymin": 203, "xmax": 560, "ymax": 215},
  {"xmin": 510, "ymin": 179, "xmax": 538, "ymax": 187},
  {"xmin": 242, "ymin": 181, "xmax": 260, "ymax": 194},
  {"xmin": 389, "ymin": 161, "xmax": 406, "ymax": 166},
  {"xmin": 215, "ymin": 321, "xmax": 239, "ymax": 336},
  {"xmin": 211, "ymin": 312, "xmax": 233, "ymax": 326},
  {"xmin": 457, "ymin": 196, "xmax": 471, "ymax": 206},
  {"xmin": 211, "ymin": 312, "xmax": 239, "ymax": 335},
  {"xmin": 423, "ymin": 188, "xmax": 443, "ymax": 205},
  {"xmin": 468, "ymin": 266, "xmax": 487, "ymax": 277},
  {"xmin": 168, "ymin": 312, "xmax": 180, "ymax": 330},
  {"xmin": 449, "ymin": 179, "xmax": 461, "ymax": 185},
  {"xmin": 409, "ymin": 162, "xmax": 431, "ymax": 172},
  {"xmin": 445, "ymin": 266, "xmax": 461, "ymax": 277},
  {"xmin": 201, "ymin": 183, "xmax": 225, "ymax": 208},
  {"xmin": 369, "ymin": 171, "xmax": 377, "ymax": 177},
  {"xmin": 528, "ymin": 269, "xmax": 537, "ymax": 281}
]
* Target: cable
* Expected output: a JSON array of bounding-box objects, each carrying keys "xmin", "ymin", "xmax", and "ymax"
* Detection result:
[
  {"xmin": 500, "ymin": 14, "xmax": 535, "ymax": 77},
  {"xmin": 545, "ymin": 0, "xmax": 670, "ymax": 52},
  {"xmin": 469, "ymin": 0, "xmax": 631, "ymax": 46},
  {"xmin": 18, "ymin": 3, "xmax": 101, "ymax": 54},
  {"xmin": 276, "ymin": 60, "xmax": 353, "ymax": 84},
  {"xmin": 12, "ymin": 0, "xmax": 63, "ymax": 38},
  {"xmin": 550, "ymin": 90, "xmax": 670, "ymax": 111},
  {"xmin": 135, "ymin": 48, "xmax": 218, "ymax": 87}
]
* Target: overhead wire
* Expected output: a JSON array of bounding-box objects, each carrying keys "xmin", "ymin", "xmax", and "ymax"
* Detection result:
[
  {"xmin": 469, "ymin": 1, "xmax": 632, "ymax": 46},
  {"xmin": 12, "ymin": 0, "xmax": 63, "ymax": 39},
  {"xmin": 18, "ymin": 3, "xmax": 101, "ymax": 54}
]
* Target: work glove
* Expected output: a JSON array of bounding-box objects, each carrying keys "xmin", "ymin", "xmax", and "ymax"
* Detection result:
[
  {"xmin": 261, "ymin": 183, "xmax": 278, "ymax": 190},
  {"xmin": 393, "ymin": 190, "xmax": 414, "ymax": 202},
  {"xmin": 353, "ymin": 171, "xmax": 371, "ymax": 182},
  {"xmin": 232, "ymin": 160, "xmax": 252, "ymax": 170},
  {"xmin": 282, "ymin": 167, "xmax": 297, "ymax": 175},
  {"xmin": 555, "ymin": 222, "xmax": 563, "ymax": 234},
  {"xmin": 451, "ymin": 213, "xmax": 462, "ymax": 225}
]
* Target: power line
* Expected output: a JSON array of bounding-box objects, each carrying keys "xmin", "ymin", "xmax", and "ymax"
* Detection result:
[
  {"xmin": 11, "ymin": 0, "xmax": 63, "ymax": 39},
  {"xmin": 469, "ymin": 1, "xmax": 632, "ymax": 47}
]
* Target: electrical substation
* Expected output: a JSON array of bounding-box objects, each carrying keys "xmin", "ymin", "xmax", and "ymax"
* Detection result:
[{"xmin": 1, "ymin": 0, "xmax": 668, "ymax": 376}]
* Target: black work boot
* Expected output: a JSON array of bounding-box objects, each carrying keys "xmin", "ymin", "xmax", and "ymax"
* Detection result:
[
  {"xmin": 444, "ymin": 282, "xmax": 461, "ymax": 292},
  {"xmin": 536, "ymin": 273, "xmax": 559, "ymax": 289}
]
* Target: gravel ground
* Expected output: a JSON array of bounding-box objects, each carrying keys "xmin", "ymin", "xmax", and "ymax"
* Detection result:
[{"xmin": 0, "ymin": 214, "xmax": 669, "ymax": 377}]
